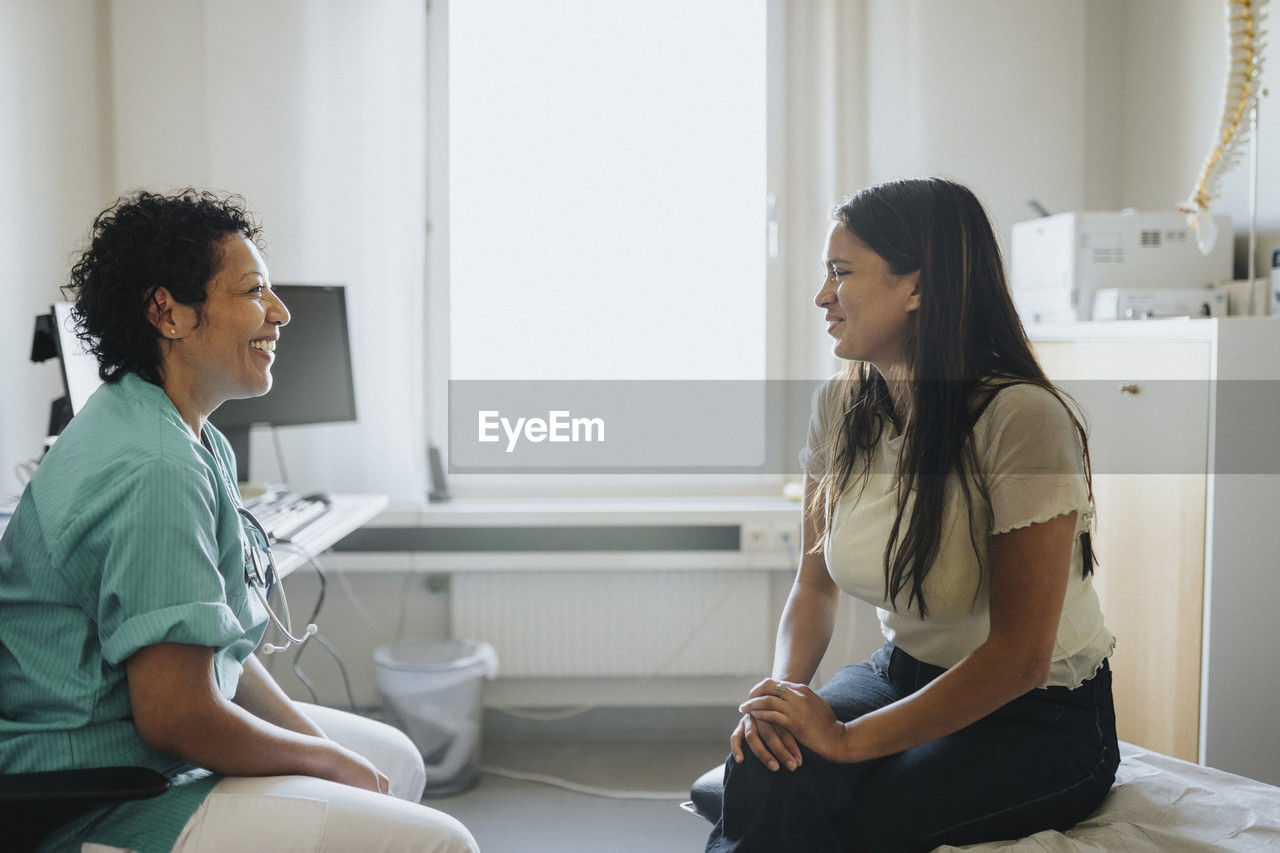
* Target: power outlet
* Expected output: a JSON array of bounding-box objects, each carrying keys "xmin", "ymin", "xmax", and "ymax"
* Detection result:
[{"xmin": 742, "ymin": 522, "xmax": 799, "ymax": 552}]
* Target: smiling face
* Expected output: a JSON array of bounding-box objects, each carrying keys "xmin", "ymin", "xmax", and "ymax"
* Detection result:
[
  {"xmin": 154, "ymin": 234, "xmax": 290, "ymax": 430},
  {"xmin": 814, "ymin": 222, "xmax": 920, "ymax": 371}
]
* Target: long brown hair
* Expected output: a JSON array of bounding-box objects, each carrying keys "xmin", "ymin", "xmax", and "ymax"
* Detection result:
[{"xmin": 808, "ymin": 178, "xmax": 1094, "ymax": 617}]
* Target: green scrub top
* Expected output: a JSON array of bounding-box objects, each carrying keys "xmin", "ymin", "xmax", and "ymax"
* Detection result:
[{"xmin": 0, "ymin": 372, "xmax": 268, "ymax": 852}]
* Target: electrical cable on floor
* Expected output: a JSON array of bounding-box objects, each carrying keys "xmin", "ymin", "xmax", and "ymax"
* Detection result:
[
  {"xmin": 477, "ymin": 764, "xmax": 688, "ymax": 801},
  {"xmin": 480, "ymin": 536, "xmax": 800, "ymax": 798},
  {"xmin": 489, "ymin": 528, "xmax": 800, "ymax": 725}
]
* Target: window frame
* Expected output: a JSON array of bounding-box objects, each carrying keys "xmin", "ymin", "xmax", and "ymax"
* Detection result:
[{"xmin": 423, "ymin": 0, "xmax": 819, "ymax": 499}]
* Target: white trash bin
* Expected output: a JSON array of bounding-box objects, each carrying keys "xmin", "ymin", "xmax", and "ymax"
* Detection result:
[{"xmin": 373, "ymin": 638, "xmax": 499, "ymax": 796}]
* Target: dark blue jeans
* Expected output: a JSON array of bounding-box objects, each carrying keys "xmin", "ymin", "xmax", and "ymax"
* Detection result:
[{"xmin": 707, "ymin": 644, "xmax": 1119, "ymax": 853}]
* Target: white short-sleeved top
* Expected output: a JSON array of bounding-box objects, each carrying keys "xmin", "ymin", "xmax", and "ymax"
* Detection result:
[{"xmin": 800, "ymin": 375, "xmax": 1115, "ymax": 689}]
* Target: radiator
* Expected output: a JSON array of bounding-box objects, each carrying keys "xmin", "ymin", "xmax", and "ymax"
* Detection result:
[{"xmin": 451, "ymin": 570, "xmax": 774, "ymax": 677}]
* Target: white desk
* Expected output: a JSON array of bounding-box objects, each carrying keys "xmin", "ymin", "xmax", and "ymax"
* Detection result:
[
  {"xmin": 0, "ymin": 495, "xmax": 388, "ymax": 578},
  {"xmin": 327, "ymin": 495, "xmax": 801, "ymax": 573},
  {"xmin": 271, "ymin": 493, "xmax": 388, "ymax": 578},
  {"xmin": 372, "ymin": 495, "xmax": 799, "ymax": 526}
]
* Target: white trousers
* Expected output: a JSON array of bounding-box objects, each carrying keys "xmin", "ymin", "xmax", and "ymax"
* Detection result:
[{"xmin": 163, "ymin": 704, "xmax": 478, "ymax": 853}]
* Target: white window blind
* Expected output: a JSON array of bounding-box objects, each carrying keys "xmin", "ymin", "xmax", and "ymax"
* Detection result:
[{"xmin": 448, "ymin": 0, "xmax": 768, "ymax": 381}]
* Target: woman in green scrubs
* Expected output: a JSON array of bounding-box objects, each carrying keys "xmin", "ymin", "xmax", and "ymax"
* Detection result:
[{"xmin": 0, "ymin": 190, "xmax": 476, "ymax": 852}]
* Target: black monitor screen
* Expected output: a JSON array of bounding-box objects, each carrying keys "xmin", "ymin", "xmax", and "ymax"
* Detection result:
[{"xmin": 213, "ymin": 284, "xmax": 357, "ymax": 430}]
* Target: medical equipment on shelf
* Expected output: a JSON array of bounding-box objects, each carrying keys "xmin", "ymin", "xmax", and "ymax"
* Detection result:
[
  {"xmin": 237, "ymin": 506, "xmax": 318, "ymax": 654},
  {"xmin": 1009, "ymin": 212, "xmax": 1233, "ymax": 323},
  {"xmin": 1091, "ymin": 287, "xmax": 1227, "ymax": 320}
]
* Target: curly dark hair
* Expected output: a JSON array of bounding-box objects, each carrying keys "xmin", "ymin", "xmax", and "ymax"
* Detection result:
[{"xmin": 64, "ymin": 189, "xmax": 264, "ymax": 384}]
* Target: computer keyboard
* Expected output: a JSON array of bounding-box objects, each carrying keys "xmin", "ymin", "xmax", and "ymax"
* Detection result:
[{"xmin": 245, "ymin": 490, "xmax": 331, "ymax": 543}]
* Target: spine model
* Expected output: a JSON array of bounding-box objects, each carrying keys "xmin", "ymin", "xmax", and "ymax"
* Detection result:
[{"xmin": 1181, "ymin": 0, "xmax": 1269, "ymax": 253}]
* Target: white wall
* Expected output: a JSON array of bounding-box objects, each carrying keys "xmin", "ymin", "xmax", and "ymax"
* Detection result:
[
  {"xmin": 0, "ymin": 2, "xmax": 429, "ymax": 506},
  {"xmin": 107, "ymin": 0, "xmax": 429, "ymax": 502},
  {"xmin": 864, "ymin": 0, "xmax": 1089, "ymax": 247},
  {"xmin": 776, "ymin": 0, "xmax": 869, "ymax": 382},
  {"xmin": 1117, "ymin": 1, "xmax": 1224, "ymax": 215},
  {"xmin": 1118, "ymin": 0, "xmax": 1279, "ymax": 278},
  {"xmin": 0, "ymin": 0, "xmax": 112, "ymax": 501},
  {"xmin": 856, "ymin": 0, "xmax": 1280, "ymax": 276},
  {"xmin": 1083, "ymin": 0, "xmax": 1125, "ymax": 211}
]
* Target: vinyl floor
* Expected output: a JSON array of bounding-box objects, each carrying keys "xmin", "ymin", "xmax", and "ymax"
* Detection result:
[{"xmin": 425, "ymin": 737, "xmax": 727, "ymax": 853}]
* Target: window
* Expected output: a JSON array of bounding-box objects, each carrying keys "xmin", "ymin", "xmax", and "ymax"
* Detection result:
[
  {"xmin": 447, "ymin": 0, "xmax": 768, "ymax": 381},
  {"xmin": 429, "ymin": 1, "xmax": 802, "ymax": 494}
]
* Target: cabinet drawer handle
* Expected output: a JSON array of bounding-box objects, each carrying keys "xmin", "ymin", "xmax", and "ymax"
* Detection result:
[{"xmin": 1118, "ymin": 384, "xmax": 1140, "ymax": 395}]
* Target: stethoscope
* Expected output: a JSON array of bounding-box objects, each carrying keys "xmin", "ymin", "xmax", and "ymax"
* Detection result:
[{"xmin": 237, "ymin": 506, "xmax": 318, "ymax": 654}]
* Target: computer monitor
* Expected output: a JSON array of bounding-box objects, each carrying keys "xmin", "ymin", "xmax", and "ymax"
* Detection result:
[
  {"xmin": 53, "ymin": 301, "xmax": 106, "ymax": 418},
  {"xmin": 212, "ymin": 284, "xmax": 358, "ymax": 482}
]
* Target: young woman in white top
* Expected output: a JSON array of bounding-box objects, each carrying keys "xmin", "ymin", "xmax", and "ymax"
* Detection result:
[{"xmin": 706, "ymin": 177, "xmax": 1119, "ymax": 852}]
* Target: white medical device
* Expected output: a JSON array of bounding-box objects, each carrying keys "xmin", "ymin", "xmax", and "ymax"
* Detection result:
[
  {"xmin": 1009, "ymin": 212, "xmax": 1233, "ymax": 323},
  {"xmin": 1091, "ymin": 287, "xmax": 1228, "ymax": 320}
]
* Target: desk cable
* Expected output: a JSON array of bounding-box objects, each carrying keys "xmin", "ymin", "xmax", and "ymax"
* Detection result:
[
  {"xmin": 271, "ymin": 540, "xmax": 358, "ymax": 712},
  {"xmin": 13, "ymin": 459, "xmax": 39, "ymax": 490}
]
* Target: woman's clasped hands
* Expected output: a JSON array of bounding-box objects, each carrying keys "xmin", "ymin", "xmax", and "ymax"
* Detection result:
[{"xmin": 732, "ymin": 678, "xmax": 849, "ymax": 769}]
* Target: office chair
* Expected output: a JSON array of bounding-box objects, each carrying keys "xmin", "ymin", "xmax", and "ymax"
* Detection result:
[{"xmin": 0, "ymin": 765, "xmax": 169, "ymax": 852}]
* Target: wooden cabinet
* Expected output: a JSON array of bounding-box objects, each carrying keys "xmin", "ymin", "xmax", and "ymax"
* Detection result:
[
  {"xmin": 1032, "ymin": 339, "xmax": 1210, "ymax": 762},
  {"xmin": 1030, "ymin": 319, "xmax": 1280, "ymax": 786}
]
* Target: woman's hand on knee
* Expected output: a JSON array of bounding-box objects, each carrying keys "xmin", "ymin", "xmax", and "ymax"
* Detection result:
[
  {"xmin": 739, "ymin": 681, "xmax": 848, "ymax": 764},
  {"xmin": 731, "ymin": 678, "xmax": 804, "ymax": 771},
  {"xmin": 317, "ymin": 743, "xmax": 392, "ymax": 794},
  {"xmin": 731, "ymin": 714, "xmax": 801, "ymax": 772}
]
